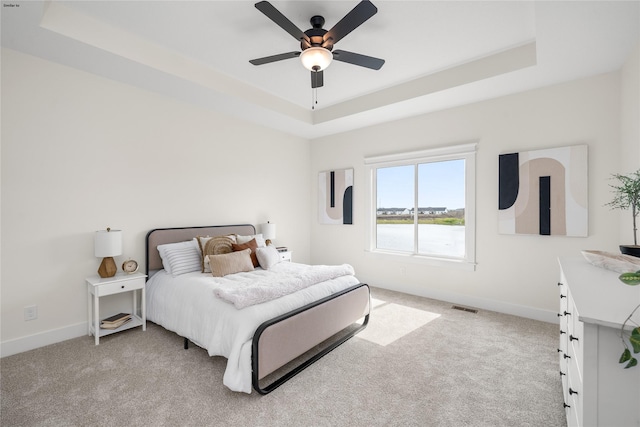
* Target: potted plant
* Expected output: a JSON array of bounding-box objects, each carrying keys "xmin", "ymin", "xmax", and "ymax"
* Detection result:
[
  {"xmin": 606, "ymin": 170, "xmax": 640, "ymax": 257},
  {"xmin": 617, "ymin": 271, "xmax": 640, "ymax": 369}
]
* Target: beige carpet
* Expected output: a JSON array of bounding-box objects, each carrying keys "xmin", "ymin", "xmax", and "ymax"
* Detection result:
[
  {"xmin": 357, "ymin": 298, "xmax": 441, "ymax": 346},
  {"xmin": 1, "ymin": 287, "xmax": 566, "ymax": 426}
]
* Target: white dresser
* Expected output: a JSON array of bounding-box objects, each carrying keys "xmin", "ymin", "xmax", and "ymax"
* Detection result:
[{"xmin": 558, "ymin": 257, "xmax": 640, "ymax": 427}]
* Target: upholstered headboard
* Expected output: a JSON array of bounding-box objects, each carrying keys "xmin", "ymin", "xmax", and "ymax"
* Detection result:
[{"xmin": 145, "ymin": 224, "xmax": 256, "ymax": 276}]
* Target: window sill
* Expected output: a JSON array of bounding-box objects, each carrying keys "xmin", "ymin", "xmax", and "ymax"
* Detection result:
[{"xmin": 365, "ymin": 249, "xmax": 477, "ymax": 272}]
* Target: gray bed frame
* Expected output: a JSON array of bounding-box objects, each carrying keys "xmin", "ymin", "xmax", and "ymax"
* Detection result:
[{"xmin": 145, "ymin": 224, "xmax": 370, "ymax": 394}]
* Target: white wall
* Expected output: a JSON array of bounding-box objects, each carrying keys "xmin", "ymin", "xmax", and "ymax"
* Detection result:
[
  {"xmin": 0, "ymin": 48, "xmax": 311, "ymax": 355},
  {"xmin": 619, "ymin": 41, "xmax": 640, "ymax": 244},
  {"xmin": 2, "ymin": 40, "xmax": 637, "ymax": 355},
  {"xmin": 310, "ymin": 72, "xmax": 623, "ymax": 321}
]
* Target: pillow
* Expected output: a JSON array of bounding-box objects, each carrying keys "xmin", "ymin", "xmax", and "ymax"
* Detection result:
[
  {"xmin": 192, "ymin": 236, "xmax": 209, "ymax": 270},
  {"xmin": 255, "ymin": 246, "xmax": 281, "ymax": 270},
  {"xmin": 157, "ymin": 240, "xmax": 201, "ymax": 276},
  {"xmin": 236, "ymin": 233, "xmax": 266, "ymax": 248},
  {"xmin": 203, "ymin": 235, "xmax": 236, "ymax": 273},
  {"xmin": 208, "ymin": 249, "xmax": 254, "ymax": 277},
  {"xmin": 195, "ymin": 236, "xmax": 211, "ymax": 255},
  {"xmin": 232, "ymin": 238, "xmax": 259, "ymax": 267}
]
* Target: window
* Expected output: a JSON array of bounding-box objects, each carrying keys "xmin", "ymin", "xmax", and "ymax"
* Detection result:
[{"xmin": 365, "ymin": 143, "xmax": 476, "ymax": 270}]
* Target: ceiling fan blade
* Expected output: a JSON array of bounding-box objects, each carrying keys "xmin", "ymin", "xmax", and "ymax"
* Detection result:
[
  {"xmin": 311, "ymin": 70, "xmax": 324, "ymax": 88},
  {"xmin": 323, "ymin": 0, "xmax": 377, "ymax": 46},
  {"xmin": 249, "ymin": 51, "xmax": 301, "ymax": 66},
  {"xmin": 255, "ymin": 1, "xmax": 310, "ymax": 44},
  {"xmin": 333, "ymin": 50, "xmax": 384, "ymax": 70}
]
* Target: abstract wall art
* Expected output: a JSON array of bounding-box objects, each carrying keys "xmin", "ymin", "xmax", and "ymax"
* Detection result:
[
  {"xmin": 319, "ymin": 168, "xmax": 353, "ymax": 225},
  {"xmin": 498, "ymin": 145, "xmax": 588, "ymax": 236}
]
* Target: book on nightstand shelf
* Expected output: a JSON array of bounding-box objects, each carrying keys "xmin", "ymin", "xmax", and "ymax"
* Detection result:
[
  {"xmin": 101, "ymin": 312, "xmax": 131, "ymax": 324},
  {"xmin": 100, "ymin": 313, "xmax": 132, "ymax": 329},
  {"xmin": 100, "ymin": 317, "xmax": 132, "ymax": 329}
]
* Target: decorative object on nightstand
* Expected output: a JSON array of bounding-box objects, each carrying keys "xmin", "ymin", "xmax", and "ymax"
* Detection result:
[
  {"xmin": 94, "ymin": 227, "xmax": 122, "ymax": 278},
  {"xmin": 261, "ymin": 221, "xmax": 276, "ymax": 246},
  {"xmin": 86, "ymin": 272, "xmax": 147, "ymax": 345},
  {"xmin": 122, "ymin": 259, "xmax": 139, "ymax": 274}
]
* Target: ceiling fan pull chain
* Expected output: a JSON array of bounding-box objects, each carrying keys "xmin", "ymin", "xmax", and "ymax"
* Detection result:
[{"xmin": 311, "ymin": 71, "xmax": 318, "ymax": 109}]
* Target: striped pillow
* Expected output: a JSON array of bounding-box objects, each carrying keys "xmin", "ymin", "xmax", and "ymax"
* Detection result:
[{"xmin": 157, "ymin": 240, "xmax": 201, "ymax": 276}]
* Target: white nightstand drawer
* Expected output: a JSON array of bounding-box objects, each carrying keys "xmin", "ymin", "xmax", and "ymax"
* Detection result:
[
  {"xmin": 95, "ymin": 277, "xmax": 145, "ymax": 297},
  {"xmin": 279, "ymin": 251, "xmax": 292, "ymax": 262}
]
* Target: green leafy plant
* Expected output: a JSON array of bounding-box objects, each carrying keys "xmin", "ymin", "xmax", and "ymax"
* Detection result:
[
  {"xmin": 606, "ymin": 170, "xmax": 640, "ymax": 246},
  {"xmin": 618, "ymin": 270, "xmax": 640, "ymax": 369}
]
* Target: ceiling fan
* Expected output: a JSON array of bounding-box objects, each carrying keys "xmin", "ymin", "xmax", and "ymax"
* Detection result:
[{"xmin": 249, "ymin": 0, "xmax": 385, "ymax": 90}]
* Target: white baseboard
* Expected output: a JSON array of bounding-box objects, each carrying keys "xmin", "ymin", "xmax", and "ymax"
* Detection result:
[
  {"xmin": 372, "ymin": 284, "xmax": 559, "ymax": 324},
  {"xmin": 1, "ymin": 322, "xmax": 87, "ymax": 358},
  {"xmin": 1, "ymin": 287, "xmax": 557, "ymax": 358}
]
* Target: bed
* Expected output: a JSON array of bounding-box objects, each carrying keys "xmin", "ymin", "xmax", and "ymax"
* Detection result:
[{"xmin": 144, "ymin": 224, "xmax": 370, "ymax": 394}]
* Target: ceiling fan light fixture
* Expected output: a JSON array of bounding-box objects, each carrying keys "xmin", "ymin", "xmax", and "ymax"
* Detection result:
[{"xmin": 300, "ymin": 47, "xmax": 333, "ymax": 71}]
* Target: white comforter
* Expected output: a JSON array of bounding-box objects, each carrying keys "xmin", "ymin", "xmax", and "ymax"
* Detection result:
[{"xmin": 145, "ymin": 262, "xmax": 360, "ymax": 393}]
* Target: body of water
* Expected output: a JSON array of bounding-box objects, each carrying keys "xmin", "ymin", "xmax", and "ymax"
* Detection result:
[{"xmin": 376, "ymin": 224, "xmax": 465, "ymax": 257}]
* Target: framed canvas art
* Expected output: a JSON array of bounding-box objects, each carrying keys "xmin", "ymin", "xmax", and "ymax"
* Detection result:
[
  {"xmin": 498, "ymin": 145, "xmax": 588, "ymax": 236},
  {"xmin": 319, "ymin": 168, "xmax": 353, "ymax": 225}
]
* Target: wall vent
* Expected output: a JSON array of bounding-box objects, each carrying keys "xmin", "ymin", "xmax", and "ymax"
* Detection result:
[{"xmin": 452, "ymin": 305, "xmax": 478, "ymax": 314}]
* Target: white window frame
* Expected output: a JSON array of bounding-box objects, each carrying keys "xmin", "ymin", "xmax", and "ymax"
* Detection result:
[{"xmin": 365, "ymin": 142, "xmax": 477, "ymax": 271}]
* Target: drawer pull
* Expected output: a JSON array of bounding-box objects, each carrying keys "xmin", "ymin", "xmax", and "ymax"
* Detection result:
[
  {"xmin": 560, "ymin": 330, "xmax": 566, "ymax": 335},
  {"xmin": 559, "ymin": 371, "xmax": 566, "ymax": 376},
  {"xmin": 121, "ymin": 285, "xmax": 125, "ymax": 289},
  {"xmin": 557, "ymin": 282, "xmax": 563, "ymax": 287},
  {"xmin": 564, "ymin": 354, "xmax": 571, "ymax": 359},
  {"xmin": 557, "ymin": 313, "xmax": 563, "ymax": 317},
  {"xmin": 560, "ymin": 294, "xmax": 566, "ymax": 299},
  {"xmin": 563, "ymin": 402, "xmax": 571, "ymax": 408},
  {"xmin": 569, "ymin": 388, "xmax": 578, "ymax": 396},
  {"xmin": 564, "ymin": 311, "xmax": 571, "ymax": 316},
  {"xmin": 557, "ymin": 348, "xmax": 562, "ymax": 353},
  {"xmin": 569, "ymin": 335, "xmax": 579, "ymax": 342}
]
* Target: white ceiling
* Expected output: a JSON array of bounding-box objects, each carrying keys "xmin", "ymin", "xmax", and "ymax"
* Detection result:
[{"xmin": 2, "ymin": 1, "xmax": 639, "ymax": 139}]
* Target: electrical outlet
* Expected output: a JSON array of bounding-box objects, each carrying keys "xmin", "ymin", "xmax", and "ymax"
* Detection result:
[{"xmin": 24, "ymin": 305, "xmax": 37, "ymax": 321}]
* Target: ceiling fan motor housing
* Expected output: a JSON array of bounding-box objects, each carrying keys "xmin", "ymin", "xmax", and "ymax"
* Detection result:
[{"xmin": 302, "ymin": 16, "xmax": 332, "ymax": 51}]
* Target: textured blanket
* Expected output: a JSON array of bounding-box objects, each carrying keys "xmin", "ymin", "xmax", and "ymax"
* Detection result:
[{"xmin": 212, "ymin": 263, "xmax": 355, "ymax": 309}]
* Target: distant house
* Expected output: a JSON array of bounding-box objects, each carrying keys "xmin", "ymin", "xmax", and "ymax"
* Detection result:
[
  {"xmin": 410, "ymin": 207, "xmax": 448, "ymax": 215},
  {"xmin": 377, "ymin": 207, "xmax": 410, "ymax": 215}
]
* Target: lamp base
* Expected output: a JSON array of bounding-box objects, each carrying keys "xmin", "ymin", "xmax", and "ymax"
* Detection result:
[{"xmin": 98, "ymin": 257, "xmax": 117, "ymax": 278}]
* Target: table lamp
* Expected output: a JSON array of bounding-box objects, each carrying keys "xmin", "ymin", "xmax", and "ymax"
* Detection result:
[
  {"xmin": 261, "ymin": 222, "xmax": 276, "ymax": 246},
  {"xmin": 95, "ymin": 228, "xmax": 122, "ymax": 278}
]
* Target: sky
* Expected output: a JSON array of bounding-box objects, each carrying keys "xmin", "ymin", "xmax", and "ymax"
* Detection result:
[{"xmin": 377, "ymin": 159, "xmax": 465, "ymax": 210}]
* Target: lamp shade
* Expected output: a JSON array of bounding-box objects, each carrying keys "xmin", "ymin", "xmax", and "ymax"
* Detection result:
[
  {"xmin": 260, "ymin": 222, "xmax": 276, "ymax": 242},
  {"xmin": 95, "ymin": 229, "xmax": 122, "ymax": 258},
  {"xmin": 300, "ymin": 47, "xmax": 333, "ymax": 71}
]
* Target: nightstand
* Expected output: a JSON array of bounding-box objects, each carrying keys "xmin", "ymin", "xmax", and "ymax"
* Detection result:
[
  {"xmin": 278, "ymin": 251, "xmax": 292, "ymax": 262},
  {"xmin": 86, "ymin": 272, "xmax": 147, "ymax": 345}
]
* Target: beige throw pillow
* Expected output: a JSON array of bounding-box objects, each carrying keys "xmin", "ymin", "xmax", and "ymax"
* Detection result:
[
  {"xmin": 208, "ymin": 249, "xmax": 254, "ymax": 277},
  {"xmin": 203, "ymin": 235, "xmax": 236, "ymax": 273}
]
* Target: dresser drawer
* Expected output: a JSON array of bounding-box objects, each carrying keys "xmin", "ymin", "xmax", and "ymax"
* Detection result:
[
  {"xmin": 566, "ymin": 359, "xmax": 583, "ymax": 427},
  {"xmin": 94, "ymin": 277, "xmax": 145, "ymax": 297},
  {"xmin": 566, "ymin": 293, "xmax": 584, "ymax": 375}
]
